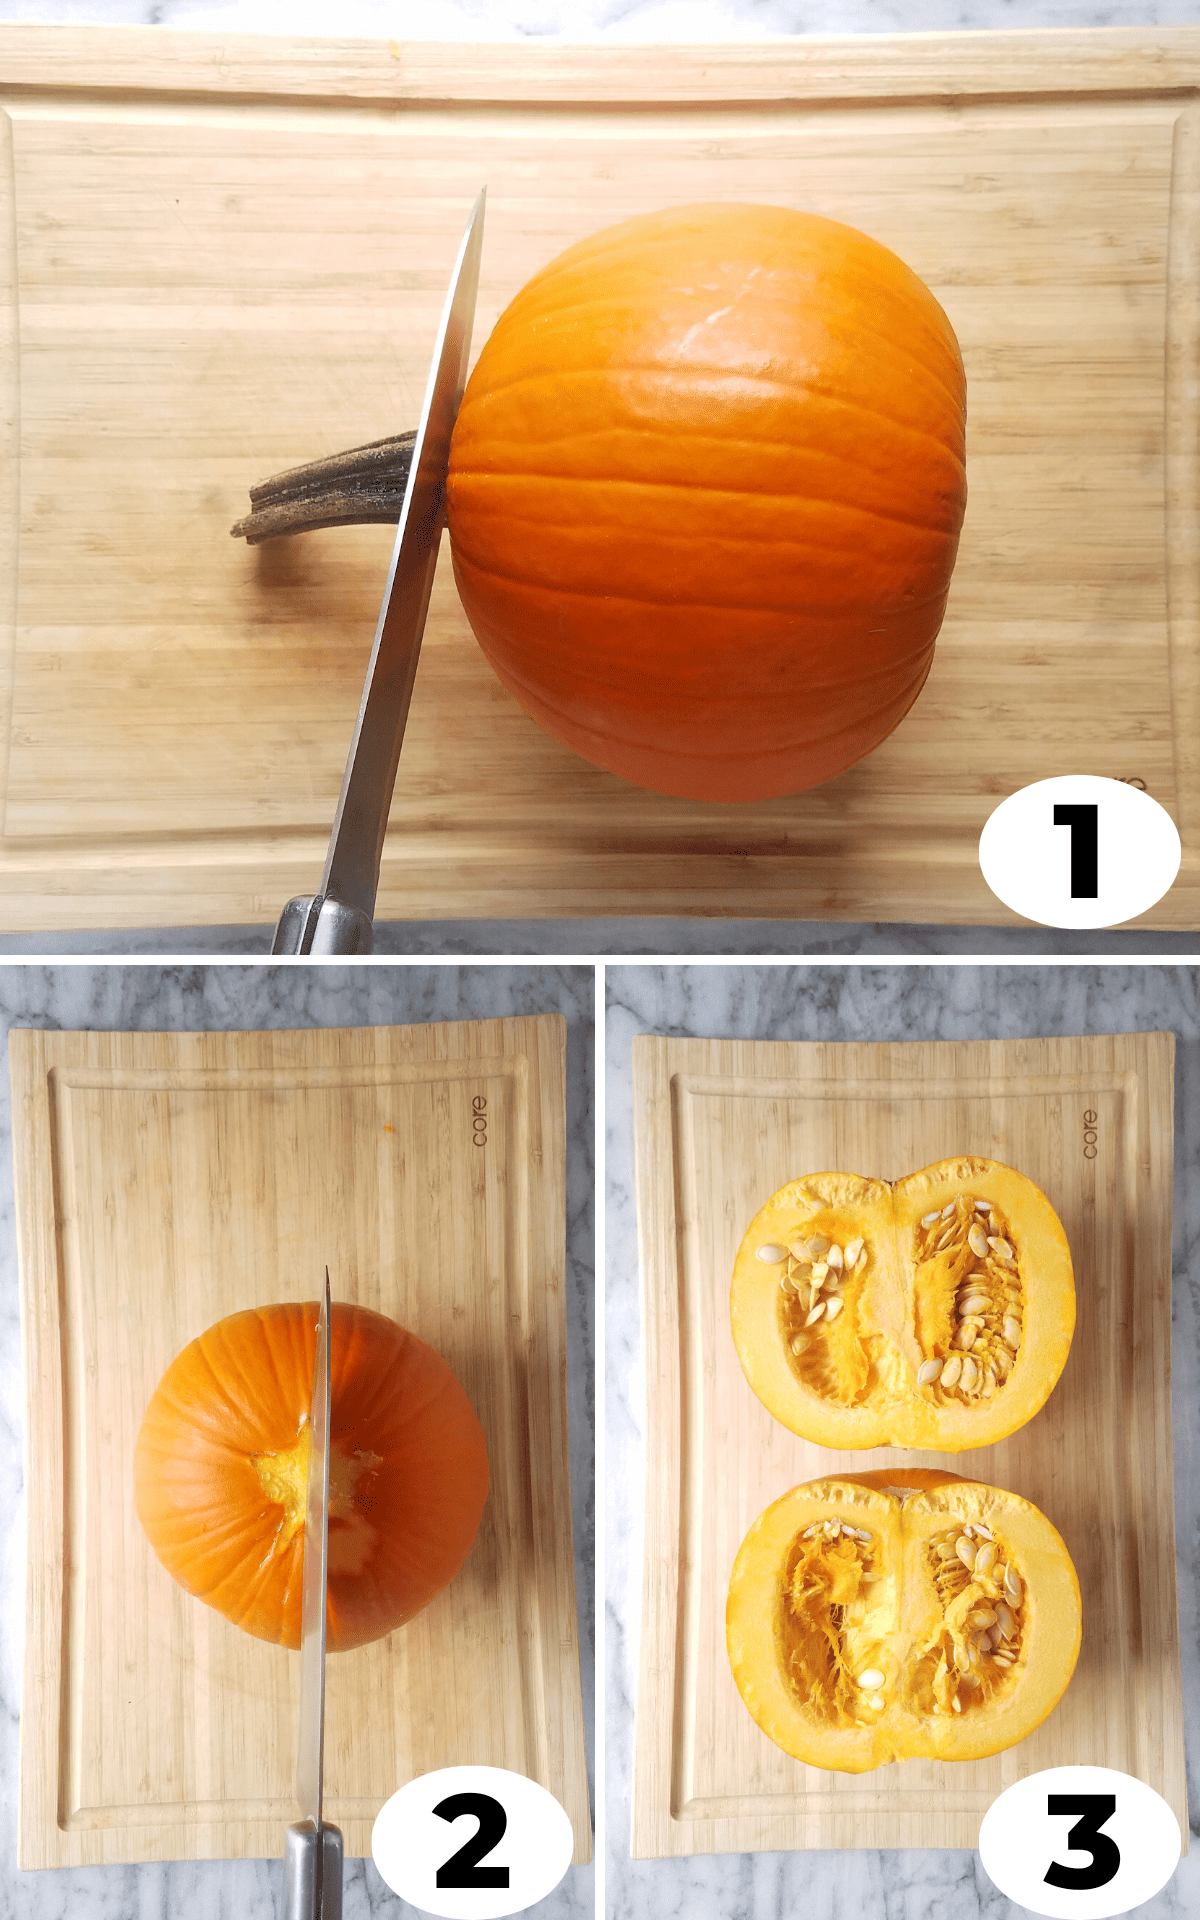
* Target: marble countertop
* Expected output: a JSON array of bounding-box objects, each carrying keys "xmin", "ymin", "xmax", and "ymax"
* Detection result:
[
  {"xmin": 605, "ymin": 962, "xmax": 1200, "ymax": 1919},
  {"xmin": 0, "ymin": 962, "xmax": 594, "ymax": 1920}
]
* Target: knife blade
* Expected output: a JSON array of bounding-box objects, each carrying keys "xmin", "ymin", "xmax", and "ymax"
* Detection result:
[
  {"xmin": 272, "ymin": 188, "xmax": 486, "ymax": 955},
  {"xmin": 284, "ymin": 1272, "xmax": 343, "ymax": 1920}
]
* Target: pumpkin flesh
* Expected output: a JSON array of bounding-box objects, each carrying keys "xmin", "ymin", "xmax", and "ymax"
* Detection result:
[
  {"xmin": 730, "ymin": 1156, "xmax": 1075, "ymax": 1450},
  {"xmin": 134, "ymin": 1302, "xmax": 489, "ymax": 1652},
  {"xmin": 445, "ymin": 202, "xmax": 967, "ymax": 803},
  {"xmin": 727, "ymin": 1470, "xmax": 1082, "ymax": 1772}
]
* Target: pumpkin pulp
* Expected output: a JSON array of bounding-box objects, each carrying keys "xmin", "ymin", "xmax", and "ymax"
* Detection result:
[
  {"xmin": 731, "ymin": 1157, "xmax": 1074, "ymax": 1450},
  {"xmin": 727, "ymin": 1470, "xmax": 1082, "ymax": 1772},
  {"xmin": 252, "ymin": 1419, "xmax": 385, "ymax": 1578}
]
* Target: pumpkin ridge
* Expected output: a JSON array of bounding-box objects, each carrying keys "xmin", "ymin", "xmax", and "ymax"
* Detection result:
[
  {"xmin": 456, "ymin": 363, "xmax": 966, "ymax": 471},
  {"xmin": 448, "ymin": 547, "xmax": 957, "ymax": 620},
  {"xmin": 449, "ymin": 471, "xmax": 963, "ymax": 540}
]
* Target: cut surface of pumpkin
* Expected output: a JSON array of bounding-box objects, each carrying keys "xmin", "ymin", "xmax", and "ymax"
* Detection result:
[
  {"xmin": 134, "ymin": 1301, "xmax": 489, "ymax": 1652},
  {"xmin": 726, "ymin": 1470, "xmax": 1081, "ymax": 1772},
  {"xmin": 731, "ymin": 1156, "xmax": 1074, "ymax": 1450}
]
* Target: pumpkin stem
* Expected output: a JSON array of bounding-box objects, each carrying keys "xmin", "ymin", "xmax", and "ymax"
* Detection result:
[{"xmin": 229, "ymin": 431, "xmax": 416, "ymax": 544}]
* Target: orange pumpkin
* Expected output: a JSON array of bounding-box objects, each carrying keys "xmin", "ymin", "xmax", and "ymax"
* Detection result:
[
  {"xmin": 727, "ymin": 1470, "xmax": 1082, "ymax": 1772},
  {"xmin": 134, "ymin": 1302, "xmax": 489, "ymax": 1652},
  {"xmin": 445, "ymin": 202, "xmax": 967, "ymax": 802}
]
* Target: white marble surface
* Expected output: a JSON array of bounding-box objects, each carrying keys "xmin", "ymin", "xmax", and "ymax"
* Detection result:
[
  {"xmin": 0, "ymin": 962, "xmax": 594, "ymax": 1920},
  {"xmin": 1, "ymin": 0, "xmax": 1198, "ymax": 955},
  {"xmin": 605, "ymin": 963, "xmax": 1200, "ymax": 1918}
]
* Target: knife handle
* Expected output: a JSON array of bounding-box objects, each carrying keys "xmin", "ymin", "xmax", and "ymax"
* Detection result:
[
  {"xmin": 284, "ymin": 1820, "xmax": 344, "ymax": 1920},
  {"xmin": 271, "ymin": 895, "xmax": 374, "ymax": 955}
]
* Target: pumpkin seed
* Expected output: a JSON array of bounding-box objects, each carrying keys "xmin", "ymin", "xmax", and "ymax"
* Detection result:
[
  {"xmin": 824, "ymin": 1296, "xmax": 845, "ymax": 1321},
  {"xmin": 865, "ymin": 1692, "xmax": 886, "ymax": 1712},
  {"xmin": 995, "ymin": 1602, "xmax": 1015, "ymax": 1637},
  {"xmin": 787, "ymin": 1239, "xmax": 812, "ymax": 1261},
  {"xmin": 1003, "ymin": 1317, "xmax": 1022, "ymax": 1350},
  {"xmin": 960, "ymin": 1356, "xmax": 979, "ymax": 1391},
  {"xmin": 968, "ymin": 1224, "xmax": 989, "ymax": 1258},
  {"xmin": 955, "ymin": 1535, "xmax": 976, "ymax": 1571},
  {"xmin": 756, "ymin": 1243, "xmax": 788, "ymax": 1263},
  {"xmin": 1005, "ymin": 1567, "xmax": 1023, "ymax": 1604},
  {"xmin": 974, "ymin": 1541, "xmax": 997, "ymax": 1576},
  {"xmin": 974, "ymin": 1199, "xmax": 990, "ymax": 1213},
  {"xmin": 957, "ymin": 1328, "xmax": 977, "ymax": 1353},
  {"xmin": 969, "ymin": 1606, "xmax": 997, "ymax": 1629},
  {"xmin": 857, "ymin": 1667, "xmax": 885, "ymax": 1690},
  {"xmin": 825, "ymin": 1243, "xmax": 844, "ymax": 1270},
  {"xmin": 811, "ymin": 1260, "xmax": 830, "ymax": 1284},
  {"xmin": 936, "ymin": 1541, "xmax": 957, "ymax": 1560},
  {"xmin": 951, "ymin": 1694, "xmax": 963, "ymax": 1712},
  {"xmin": 960, "ymin": 1293, "xmax": 990, "ymax": 1317},
  {"xmin": 988, "ymin": 1236, "xmax": 1014, "ymax": 1260},
  {"xmin": 940, "ymin": 1355, "xmax": 963, "ymax": 1388},
  {"xmin": 809, "ymin": 1233, "xmax": 829, "ymax": 1255},
  {"xmin": 790, "ymin": 1334, "xmax": 805, "ymax": 1354},
  {"xmin": 805, "ymin": 1302, "xmax": 826, "ymax": 1327},
  {"xmin": 843, "ymin": 1236, "xmax": 864, "ymax": 1266},
  {"xmin": 921, "ymin": 1211, "xmax": 940, "ymax": 1228},
  {"xmin": 941, "ymin": 1201, "xmax": 957, "ymax": 1218},
  {"xmin": 802, "ymin": 1523, "xmax": 820, "ymax": 1537},
  {"xmin": 981, "ymin": 1371, "xmax": 997, "ymax": 1397},
  {"xmin": 855, "ymin": 1245, "xmax": 868, "ymax": 1269},
  {"xmin": 855, "ymin": 1528, "xmax": 873, "ymax": 1543},
  {"xmin": 916, "ymin": 1358, "xmax": 941, "ymax": 1386}
]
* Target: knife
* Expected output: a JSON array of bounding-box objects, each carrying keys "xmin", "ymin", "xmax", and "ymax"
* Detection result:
[
  {"xmin": 284, "ymin": 1272, "xmax": 343, "ymax": 1920},
  {"xmin": 271, "ymin": 188, "xmax": 486, "ymax": 955}
]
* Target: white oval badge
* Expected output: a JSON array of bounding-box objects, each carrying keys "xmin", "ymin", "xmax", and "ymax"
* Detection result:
[
  {"xmin": 371, "ymin": 1764, "xmax": 575, "ymax": 1919},
  {"xmin": 978, "ymin": 1764, "xmax": 1181, "ymax": 1917},
  {"xmin": 978, "ymin": 776, "xmax": 1180, "ymax": 928}
]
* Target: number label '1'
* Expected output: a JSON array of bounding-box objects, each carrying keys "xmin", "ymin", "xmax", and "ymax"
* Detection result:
[
  {"xmin": 372, "ymin": 1764, "xmax": 575, "ymax": 1920},
  {"xmin": 978, "ymin": 1765, "xmax": 1180, "ymax": 1918},
  {"xmin": 978, "ymin": 775, "xmax": 1181, "ymax": 928}
]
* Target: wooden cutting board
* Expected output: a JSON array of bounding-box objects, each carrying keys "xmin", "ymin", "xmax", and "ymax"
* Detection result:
[
  {"xmin": 10, "ymin": 1014, "xmax": 590, "ymax": 1869},
  {"xmin": 1, "ymin": 26, "xmax": 1198, "ymax": 932},
  {"xmin": 631, "ymin": 1030, "xmax": 1184, "ymax": 1857}
]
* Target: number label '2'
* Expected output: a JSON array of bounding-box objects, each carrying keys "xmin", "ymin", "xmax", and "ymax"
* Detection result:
[{"xmin": 435, "ymin": 1792, "xmax": 510, "ymax": 1889}]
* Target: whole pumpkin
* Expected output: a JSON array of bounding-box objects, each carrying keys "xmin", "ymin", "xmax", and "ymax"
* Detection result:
[
  {"xmin": 134, "ymin": 1301, "xmax": 489, "ymax": 1652},
  {"xmin": 445, "ymin": 202, "xmax": 967, "ymax": 802}
]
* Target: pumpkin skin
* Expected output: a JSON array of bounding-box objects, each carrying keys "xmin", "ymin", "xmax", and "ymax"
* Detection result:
[
  {"xmin": 134, "ymin": 1302, "xmax": 489, "ymax": 1652},
  {"xmin": 731, "ymin": 1156, "xmax": 1074, "ymax": 1451},
  {"xmin": 726, "ymin": 1470, "xmax": 1081, "ymax": 1772},
  {"xmin": 445, "ymin": 202, "xmax": 967, "ymax": 802}
]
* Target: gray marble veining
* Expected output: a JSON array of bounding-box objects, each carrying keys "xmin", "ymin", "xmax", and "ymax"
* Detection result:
[
  {"xmin": 606, "ymin": 963, "xmax": 1200, "ymax": 1919},
  {"xmin": 0, "ymin": 964, "xmax": 594, "ymax": 1920}
]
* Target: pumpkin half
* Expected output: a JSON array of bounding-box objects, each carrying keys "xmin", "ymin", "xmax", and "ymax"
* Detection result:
[
  {"xmin": 134, "ymin": 1301, "xmax": 489, "ymax": 1652},
  {"xmin": 727, "ymin": 1470, "xmax": 1081, "ymax": 1772},
  {"xmin": 731, "ymin": 1157, "xmax": 1075, "ymax": 1450},
  {"xmin": 445, "ymin": 201, "xmax": 967, "ymax": 803}
]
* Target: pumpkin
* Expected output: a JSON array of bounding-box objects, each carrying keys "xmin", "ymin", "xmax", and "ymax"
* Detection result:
[
  {"xmin": 730, "ymin": 1156, "xmax": 1074, "ymax": 1450},
  {"xmin": 444, "ymin": 202, "xmax": 967, "ymax": 802},
  {"xmin": 726, "ymin": 1469, "xmax": 1081, "ymax": 1772},
  {"xmin": 134, "ymin": 1301, "xmax": 489, "ymax": 1652}
]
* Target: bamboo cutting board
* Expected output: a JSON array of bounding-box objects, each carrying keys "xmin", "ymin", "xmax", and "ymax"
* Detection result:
[
  {"xmin": 10, "ymin": 1015, "xmax": 590, "ymax": 1869},
  {"xmin": 631, "ymin": 1030, "xmax": 1183, "ymax": 1857},
  {"xmin": 1, "ymin": 26, "xmax": 1199, "ymax": 932}
]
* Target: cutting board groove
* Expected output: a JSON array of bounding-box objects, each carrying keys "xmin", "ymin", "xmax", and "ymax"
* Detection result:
[
  {"xmin": 11, "ymin": 1015, "xmax": 590, "ymax": 1868},
  {"xmin": 631, "ymin": 1031, "xmax": 1184, "ymax": 1857},
  {"xmin": 1, "ymin": 28, "xmax": 1199, "ymax": 930}
]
